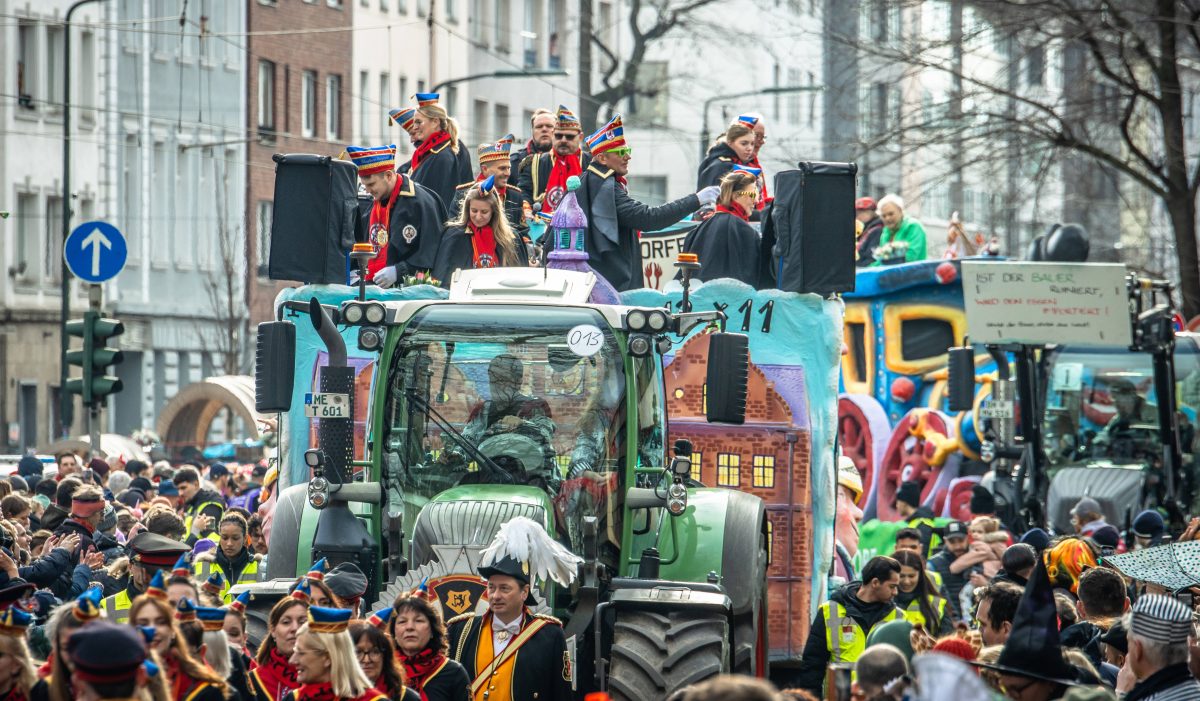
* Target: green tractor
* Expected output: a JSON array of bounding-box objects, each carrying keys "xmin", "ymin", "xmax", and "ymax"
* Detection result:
[{"xmin": 243, "ymin": 268, "xmax": 771, "ymax": 698}]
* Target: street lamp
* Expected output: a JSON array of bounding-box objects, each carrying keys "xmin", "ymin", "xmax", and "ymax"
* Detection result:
[
  {"xmin": 430, "ymin": 69, "xmax": 569, "ymax": 95},
  {"xmin": 699, "ymin": 85, "xmax": 824, "ymax": 161}
]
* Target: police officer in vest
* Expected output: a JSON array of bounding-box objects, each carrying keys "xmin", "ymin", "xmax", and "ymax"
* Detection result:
[
  {"xmin": 792, "ymin": 556, "xmax": 904, "ymax": 696},
  {"xmin": 174, "ymin": 466, "xmax": 225, "ymax": 545},
  {"xmin": 102, "ymin": 532, "xmax": 189, "ymax": 623},
  {"xmin": 894, "ymin": 480, "xmax": 940, "ymax": 558},
  {"xmin": 446, "ymin": 517, "xmax": 576, "ymax": 701}
]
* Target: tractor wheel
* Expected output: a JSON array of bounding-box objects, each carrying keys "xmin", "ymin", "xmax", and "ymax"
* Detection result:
[
  {"xmin": 265, "ymin": 484, "xmax": 308, "ymax": 581},
  {"xmin": 607, "ymin": 609, "xmax": 729, "ymax": 700},
  {"xmin": 731, "ymin": 532, "xmax": 769, "ymax": 676},
  {"xmin": 243, "ymin": 591, "xmax": 284, "ymax": 651}
]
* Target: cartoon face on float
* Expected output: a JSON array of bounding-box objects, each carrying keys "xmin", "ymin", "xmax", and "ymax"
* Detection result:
[{"xmin": 836, "ymin": 484, "xmax": 864, "ymax": 556}]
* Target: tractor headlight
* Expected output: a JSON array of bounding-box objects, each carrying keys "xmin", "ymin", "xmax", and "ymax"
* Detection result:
[
  {"xmin": 364, "ymin": 303, "xmax": 386, "ymax": 324},
  {"xmin": 304, "ymin": 449, "xmax": 325, "ymax": 468},
  {"xmin": 666, "ymin": 482, "xmax": 688, "ymax": 516},
  {"xmin": 308, "ymin": 476, "xmax": 329, "ymax": 510},
  {"xmin": 358, "ymin": 326, "xmax": 384, "ymax": 352},
  {"xmin": 646, "ymin": 310, "xmax": 669, "ymax": 332},
  {"xmin": 342, "ymin": 303, "xmax": 365, "ymax": 324},
  {"xmin": 626, "ymin": 310, "xmax": 648, "ymax": 331},
  {"xmin": 628, "ymin": 334, "xmax": 652, "ymax": 357}
]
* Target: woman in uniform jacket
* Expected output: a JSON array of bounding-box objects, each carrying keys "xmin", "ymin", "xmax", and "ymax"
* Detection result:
[
  {"xmin": 283, "ymin": 606, "xmax": 387, "ymax": 701},
  {"xmin": 696, "ymin": 120, "xmax": 756, "ymax": 189},
  {"xmin": 249, "ymin": 590, "xmax": 309, "ymax": 701},
  {"xmin": 680, "ymin": 167, "xmax": 762, "ymax": 287},
  {"xmin": 129, "ymin": 594, "xmax": 228, "ymax": 701},
  {"xmin": 349, "ymin": 620, "xmax": 419, "ymax": 701},
  {"xmin": 432, "ymin": 175, "xmax": 528, "ymax": 286},
  {"xmin": 388, "ymin": 593, "xmax": 469, "ymax": 701},
  {"xmin": 32, "ymin": 587, "xmax": 101, "ymax": 701},
  {"xmin": 408, "ymin": 94, "xmax": 470, "ymax": 212}
]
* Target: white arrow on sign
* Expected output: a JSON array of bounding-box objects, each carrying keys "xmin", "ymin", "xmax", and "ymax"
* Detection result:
[{"xmin": 81, "ymin": 227, "xmax": 112, "ymax": 277}]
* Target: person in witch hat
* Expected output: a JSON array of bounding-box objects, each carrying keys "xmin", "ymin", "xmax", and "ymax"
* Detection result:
[
  {"xmin": 977, "ymin": 557, "xmax": 1104, "ymax": 700},
  {"xmin": 446, "ymin": 516, "xmax": 579, "ymax": 701}
]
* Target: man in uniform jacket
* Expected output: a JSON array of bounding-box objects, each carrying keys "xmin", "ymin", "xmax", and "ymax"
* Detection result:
[
  {"xmin": 573, "ymin": 114, "xmax": 719, "ymax": 291},
  {"xmin": 450, "ymin": 135, "xmax": 528, "ymax": 237},
  {"xmin": 510, "ymin": 108, "xmax": 555, "ymax": 183},
  {"xmin": 517, "ymin": 105, "xmax": 591, "ymax": 216},
  {"xmin": 447, "ymin": 517, "xmax": 578, "ymax": 701},
  {"xmin": 346, "ymin": 144, "xmax": 447, "ymax": 287}
]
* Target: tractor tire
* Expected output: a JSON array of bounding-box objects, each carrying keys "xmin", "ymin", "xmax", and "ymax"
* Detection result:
[
  {"xmin": 265, "ymin": 484, "xmax": 308, "ymax": 581},
  {"xmin": 243, "ymin": 592, "xmax": 282, "ymax": 652},
  {"xmin": 731, "ymin": 538, "xmax": 769, "ymax": 676},
  {"xmin": 606, "ymin": 609, "xmax": 729, "ymax": 700}
]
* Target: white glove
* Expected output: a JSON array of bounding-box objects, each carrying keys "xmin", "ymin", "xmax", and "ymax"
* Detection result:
[
  {"xmin": 696, "ymin": 186, "xmax": 720, "ymax": 207},
  {"xmin": 373, "ymin": 265, "xmax": 398, "ymax": 288}
]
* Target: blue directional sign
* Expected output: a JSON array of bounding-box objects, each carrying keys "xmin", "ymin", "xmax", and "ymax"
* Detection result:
[{"xmin": 64, "ymin": 221, "xmax": 127, "ymax": 283}]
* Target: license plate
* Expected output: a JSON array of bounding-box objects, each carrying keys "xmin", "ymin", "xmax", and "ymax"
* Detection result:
[
  {"xmin": 980, "ymin": 401, "xmax": 1013, "ymax": 419},
  {"xmin": 303, "ymin": 393, "xmax": 350, "ymax": 418}
]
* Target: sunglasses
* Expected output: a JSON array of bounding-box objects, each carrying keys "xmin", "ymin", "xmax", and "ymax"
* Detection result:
[
  {"xmin": 736, "ymin": 189, "xmax": 759, "ymax": 198},
  {"xmin": 553, "ymin": 133, "xmax": 577, "ymax": 141},
  {"xmin": 608, "ymin": 147, "xmax": 632, "ymax": 158}
]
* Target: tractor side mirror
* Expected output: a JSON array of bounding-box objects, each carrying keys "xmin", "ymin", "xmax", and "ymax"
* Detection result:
[
  {"xmin": 705, "ymin": 332, "xmax": 749, "ymax": 425},
  {"xmin": 256, "ymin": 321, "xmax": 296, "ymax": 412},
  {"xmin": 946, "ymin": 345, "xmax": 975, "ymax": 413}
]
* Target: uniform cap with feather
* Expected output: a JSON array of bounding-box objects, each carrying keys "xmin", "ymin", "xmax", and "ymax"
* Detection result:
[{"xmin": 478, "ymin": 516, "xmax": 582, "ymax": 605}]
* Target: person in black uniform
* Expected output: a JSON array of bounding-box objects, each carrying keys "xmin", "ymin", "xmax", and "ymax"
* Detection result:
[
  {"xmin": 680, "ymin": 166, "xmax": 762, "ymax": 287},
  {"xmin": 574, "ymin": 114, "xmax": 719, "ymax": 291},
  {"xmin": 345, "ymin": 144, "xmax": 447, "ymax": 288},
  {"xmin": 517, "ymin": 105, "xmax": 591, "ymax": 217},
  {"xmin": 696, "ymin": 119, "xmax": 756, "ymax": 189},
  {"xmin": 389, "ymin": 107, "xmax": 419, "ymax": 174},
  {"xmin": 446, "ymin": 517, "xmax": 578, "ymax": 701},
  {"xmin": 510, "ymin": 108, "xmax": 555, "ymax": 181},
  {"xmin": 433, "ymin": 176, "xmax": 528, "ymax": 285},
  {"xmin": 66, "ymin": 622, "xmax": 154, "ymax": 701},
  {"xmin": 449, "ymin": 136, "xmax": 528, "ymax": 235},
  {"xmin": 405, "ymin": 93, "xmax": 472, "ymax": 211}
]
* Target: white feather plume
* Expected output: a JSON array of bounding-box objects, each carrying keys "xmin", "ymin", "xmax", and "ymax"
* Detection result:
[{"xmin": 480, "ymin": 516, "xmax": 583, "ymax": 587}]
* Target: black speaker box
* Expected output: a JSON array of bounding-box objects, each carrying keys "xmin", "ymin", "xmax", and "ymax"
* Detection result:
[
  {"xmin": 269, "ymin": 154, "xmax": 359, "ymax": 284},
  {"xmin": 762, "ymin": 161, "xmax": 857, "ymax": 294}
]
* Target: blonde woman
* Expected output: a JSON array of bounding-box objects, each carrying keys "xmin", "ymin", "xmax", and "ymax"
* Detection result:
[
  {"xmin": 680, "ymin": 167, "xmax": 763, "ymax": 287},
  {"xmin": 431, "ymin": 175, "xmax": 528, "ymax": 285},
  {"xmin": 697, "ymin": 120, "xmax": 756, "ymax": 189},
  {"xmin": 408, "ymin": 93, "xmax": 472, "ymax": 210},
  {"xmin": 285, "ymin": 606, "xmax": 386, "ymax": 701}
]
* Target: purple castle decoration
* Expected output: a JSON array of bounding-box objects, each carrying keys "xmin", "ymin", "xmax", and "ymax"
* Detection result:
[{"xmin": 546, "ymin": 175, "xmax": 621, "ymax": 304}]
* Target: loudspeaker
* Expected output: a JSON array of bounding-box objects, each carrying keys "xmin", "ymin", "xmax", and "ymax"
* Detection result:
[
  {"xmin": 763, "ymin": 161, "xmax": 857, "ymax": 294},
  {"xmin": 269, "ymin": 154, "xmax": 359, "ymax": 284}
]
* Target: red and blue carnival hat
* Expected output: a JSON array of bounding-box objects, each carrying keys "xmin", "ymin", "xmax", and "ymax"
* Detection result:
[
  {"xmin": 171, "ymin": 554, "xmax": 191, "ymax": 580},
  {"xmin": 145, "ymin": 569, "xmax": 168, "ymax": 601},
  {"xmin": 585, "ymin": 114, "xmax": 626, "ymax": 155},
  {"xmin": 174, "ymin": 597, "xmax": 197, "ymax": 624},
  {"xmin": 389, "ymin": 107, "xmax": 417, "ymax": 129},
  {"xmin": 367, "ymin": 606, "xmax": 393, "ymax": 629},
  {"xmin": 195, "ymin": 606, "xmax": 226, "ymax": 632},
  {"xmin": 227, "ymin": 590, "xmax": 252, "ymax": 616},
  {"xmin": 345, "ymin": 145, "xmax": 397, "ymax": 176},
  {"xmin": 413, "ymin": 93, "xmax": 440, "ymax": 107},
  {"xmin": 307, "ymin": 605, "xmax": 352, "ymax": 634},
  {"xmin": 730, "ymin": 164, "xmax": 762, "ymax": 177},
  {"xmin": 555, "ymin": 105, "xmax": 581, "ymax": 132}
]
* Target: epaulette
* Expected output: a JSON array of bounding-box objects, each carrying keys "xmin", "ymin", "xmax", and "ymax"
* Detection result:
[
  {"xmin": 717, "ymin": 156, "xmax": 731, "ymax": 162},
  {"xmin": 455, "ymin": 181, "xmax": 474, "ymax": 190},
  {"xmin": 446, "ymin": 611, "xmax": 476, "ymax": 625},
  {"xmin": 430, "ymin": 140, "xmax": 451, "ymax": 155},
  {"xmin": 587, "ymin": 164, "xmax": 614, "ymax": 179},
  {"xmin": 533, "ymin": 612, "xmax": 563, "ymax": 626},
  {"xmin": 505, "ymin": 183, "xmax": 523, "ymax": 194}
]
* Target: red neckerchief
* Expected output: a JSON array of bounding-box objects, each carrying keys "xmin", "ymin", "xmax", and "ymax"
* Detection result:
[
  {"xmin": 293, "ymin": 683, "xmax": 338, "ymax": 701},
  {"xmin": 715, "ymin": 201, "xmax": 751, "ymax": 221},
  {"xmin": 0, "ymin": 684, "xmax": 26, "ymax": 701},
  {"xmin": 165, "ymin": 654, "xmax": 196, "ymax": 701},
  {"xmin": 409, "ymin": 131, "xmax": 451, "ymax": 174},
  {"xmin": 747, "ymin": 155, "xmax": 768, "ymax": 210},
  {"xmin": 540, "ymin": 151, "xmax": 583, "ymax": 213},
  {"xmin": 253, "ymin": 647, "xmax": 300, "ymax": 699},
  {"xmin": 367, "ymin": 175, "xmax": 404, "ymax": 280},
  {"xmin": 398, "ymin": 647, "xmax": 448, "ymax": 700},
  {"xmin": 36, "ymin": 657, "xmax": 50, "ymax": 679},
  {"xmin": 467, "ymin": 223, "xmax": 500, "ymax": 269},
  {"xmin": 66, "ymin": 517, "xmax": 95, "ymax": 535}
]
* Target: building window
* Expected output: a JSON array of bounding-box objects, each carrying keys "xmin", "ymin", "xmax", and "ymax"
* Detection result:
[
  {"xmin": 1026, "ymin": 45, "xmax": 1046, "ymax": 87},
  {"xmin": 472, "ymin": 99, "xmax": 490, "ymax": 144},
  {"xmin": 766, "ymin": 519, "xmax": 774, "ymax": 564},
  {"xmin": 379, "ymin": 72, "xmax": 391, "ymax": 141},
  {"xmin": 79, "ymin": 31, "xmax": 97, "ymax": 123},
  {"xmin": 14, "ymin": 193, "xmax": 37, "ymax": 282},
  {"xmin": 44, "ymin": 196, "xmax": 63, "ymax": 283},
  {"xmin": 359, "ymin": 71, "xmax": 370, "ymax": 140},
  {"xmin": 523, "ymin": 0, "xmax": 540, "ymax": 67},
  {"xmin": 398, "ymin": 76, "xmax": 408, "ymax": 111},
  {"xmin": 752, "ymin": 455, "xmax": 775, "ymax": 489},
  {"xmin": 493, "ymin": 103, "xmax": 509, "ymax": 137},
  {"xmin": 17, "ymin": 20, "xmax": 37, "ymax": 109},
  {"xmin": 123, "ymin": 135, "xmax": 141, "ymax": 261},
  {"xmin": 548, "ymin": 0, "xmax": 564, "ymax": 67},
  {"xmin": 447, "ymin": 86, "xmax": 458, "ymax": 116},
  {"xmin": 256, "ymin": 200, "xmax": 273, "ymax": 277},
  {"xmin": 628, "ymin": 61, "xmax": 668, "ymax": 124},
  {"xmin": 471, "ymin": 0, "xmax": 488, "ymax": 42},
  {"xmin": 787, "ymin": 68, "xmax": 801, "ymax": 123},
  {"xmin": 258, "ymin": 60, "xmax": 276, "ymax": 129},
  {"xmin": 717, "ymin": 453, "xmax": 740, "ymax": 487},
  {"xmin": 689, "ymin": 451, "xmax": 703, "ymax": 483},
  {"xmin": 495, "ymin": 0, "xmax": 511, "ymax": 50},
  {"xmin": 302, "ymin": 70, "xmax": 318, "ymax": 137},
  {"xmin": 446, "ymin": 0, "xmax": 456, "ymax": 21},
  {"xmin": 325, "ymin": 74, "xmax": 341, "ymax": 140},
  {"xmin": 46, "ymin": 26, "xmax": 65, "ymax": 112}
]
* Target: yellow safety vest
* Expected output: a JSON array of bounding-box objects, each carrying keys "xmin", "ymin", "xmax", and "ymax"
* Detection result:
[
  {"xmin": 194, "ymin": 558, "xmax": 260, "ymax": 603},
  {"xmin": 901, "ymin": 596, "xmax": 948, "ymax": 631},
  {"xmin": 926, "ymin": 569, "xmax": 943, "ymax": 588},
  {"xmin": 184, "ymin": 500, "xmax": 225, "ymax": 545},
  {"xmin": 821, "ymin": 601, "xmax": 903, "ymax": 664},
  {"xmin": 102, "ymin": 589, "xmax": 133, "ymax": 624},
  {"xmin": 908, "ymin": 517, "xmax": 942, "ymax": 557}
]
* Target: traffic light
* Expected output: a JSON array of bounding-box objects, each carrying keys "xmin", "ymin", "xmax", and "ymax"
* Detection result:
[{"xmin": 65, "ymin": 312, "xmax": 124, "ymax": 405}]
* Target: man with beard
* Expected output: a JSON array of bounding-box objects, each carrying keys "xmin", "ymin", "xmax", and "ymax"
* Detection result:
[
  {"xmin": 518, "ymin": 105, "xmax": 590, "ymax": 216},
  {"xmin": 345, "ymin": 144, "xmax": 447, "ymax": 287},
  {"xmin": 927, "ymin": 520, "xmax": 971, "ymax": 620}
]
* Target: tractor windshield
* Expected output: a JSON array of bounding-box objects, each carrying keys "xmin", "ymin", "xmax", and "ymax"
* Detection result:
[
  {"xmin": 381, "ymin": 304, "xmax": 629, "ymax": 528},
  {"xmin": 1042, "ymin": 346, "xmax": 1199, "ymax": 467}
]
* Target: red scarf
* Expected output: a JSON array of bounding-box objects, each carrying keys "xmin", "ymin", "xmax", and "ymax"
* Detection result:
[
  {"xmin": 398, "ymin": 647, "xmax": 449, "ymax": 701},
  {"xmin": 467, "ymin": 223, "xmax": 500, "ymax": 269},
  {"xmin": 409, "ymin": 131, "xmax": 451, "ymax": 174},
  {"xmin": 367, "ymin": 175, "xmax": 404, "ymax": 280},
  {"xmin": 715, "ymin": 201, "xmax": 751, "ymax": 221},
  {"xmin": 165, "ymin": 654, "xmax": 211, "ymax": 701},
  {"xmin": 36, "ymin": 658, "xmax": 50, "ymax": 680},
  {"xmin": 0, "ymin": 685, "xmax": 26, "ymax": 701},
  {"xmin": 66, "ymin": 517, "xmax": 96, "ymax": 535},
  {"xmin": 252, "ymin": 647, "xmax": 300, "ymax": 701},
  {"xmin": 747, "ymin": 155, "xmax": 769, "ymax": 210},
  {"xmin": 540, "ymin": 151, "xmax": 583, "ymax": 214}
]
